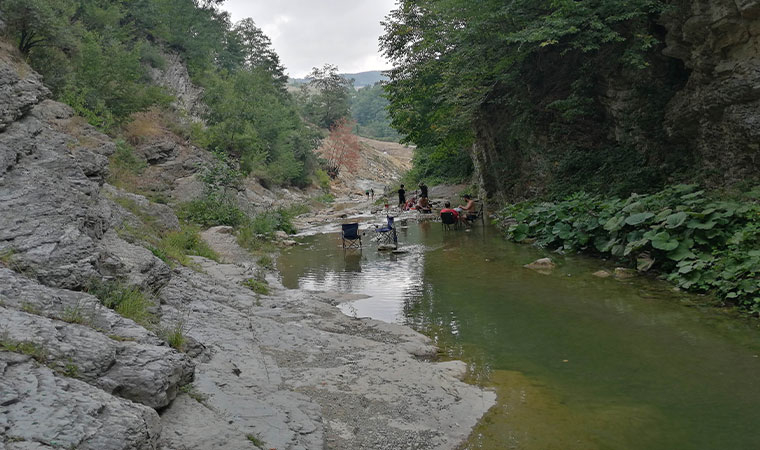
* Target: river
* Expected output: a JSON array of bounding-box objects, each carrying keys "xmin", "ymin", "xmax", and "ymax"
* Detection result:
[{"xmin": 278, "ymin": 219, "xmax": 760, "ymax": 449}]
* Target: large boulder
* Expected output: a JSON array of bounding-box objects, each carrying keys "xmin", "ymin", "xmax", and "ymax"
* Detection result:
[{"xmin": 0, "ymin": 352, "xmax": 161, "ymax": 450}]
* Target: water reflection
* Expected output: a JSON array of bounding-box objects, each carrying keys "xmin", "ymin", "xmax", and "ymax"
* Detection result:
[{"xmin": 278, "ymin": 223, "xmax": 760, "ymax": 450}]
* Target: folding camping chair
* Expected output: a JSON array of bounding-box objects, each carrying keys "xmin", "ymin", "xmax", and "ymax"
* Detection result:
[
  {"xmin": 441, "ymin": 212, "xmax": 459, "ymax": 231},
  {"xmin": 374, "ymin": 215, "xmax": 397, "ymax": 246},
  {"xmin": 341, "ymin": 223, "xmax": 362, "ymax": 249},
  {"xmin": 464, "ymin": 202, "xmax": 485, "ymax": 227}
]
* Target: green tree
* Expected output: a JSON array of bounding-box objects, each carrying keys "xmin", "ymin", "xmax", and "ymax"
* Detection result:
[
  {"xmin": 230, "ymin": 18, "xmax": 288, "ymax": 90},
  {"xmin": 0, "ymin": 0, "xmax": 76, "ymax": 54},
  {"xmin": 302, "ymin": 63, "xmax": 352, "ymax": 129},
  {"xmin": 350, "ymin": 82, "xmax": 400, "ymax": 141},
  {"xmin": 380, "ymin": 0, "xmax": 667, "ymax": 186}
]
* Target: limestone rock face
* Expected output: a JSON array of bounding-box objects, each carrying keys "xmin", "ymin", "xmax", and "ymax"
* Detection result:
[
  {"xmin": 0, "ymin": 42, "xmax": 49, "ymax": 132},
  {"xmin": 0, "ymin": 352, "xmax": 161, "ymax": 450},
  {"xmin": 148, "ymin": 52, "xmax": 206, "ymax": 121},
  {"xmin": 0, "ymin": 97, "xmax": 170, "ymax": 290},
  {"xmin": 662, "ymin": 0, "xmax": 760, "ymax": 186},
  {"xmin": 0, "ymin": 306, "xmax": 194, "ymax": 409}
]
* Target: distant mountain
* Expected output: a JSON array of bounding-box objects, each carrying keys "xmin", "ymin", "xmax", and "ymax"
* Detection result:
[
  {"xmin": 289, "ymin": 70, "xmax": 388, "ymax": 88},
  {"xmin": 341, "ymin": 71, "xmax": 388, "ymax": 88}
]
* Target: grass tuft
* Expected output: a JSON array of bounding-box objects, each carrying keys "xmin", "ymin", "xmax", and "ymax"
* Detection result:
[
  {"xmin": 85, "ymin": 280, "xmax": 156, "ymax": 327},
  {"xmin": 242, "ymin": 277, "xmax": 269, "ymax": 295}
]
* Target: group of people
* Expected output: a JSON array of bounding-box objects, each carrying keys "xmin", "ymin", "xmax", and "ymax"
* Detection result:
[
  {"xmin": 397, "ymin": 182, "xmax": 432, "ymax": 213},
  {"xmin": 396, "ymin": 182, "xmax": 476, "ymax": 223},
  {"xmin": 440, "ymin": 194, "xmax": 475, "ymax": 223}
]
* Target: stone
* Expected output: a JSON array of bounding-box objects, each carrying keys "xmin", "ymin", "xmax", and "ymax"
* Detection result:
[
  {"xmin": 0, "ymin": 352, "xmax": 161, "ymax": 450},
  {"xmin": 136, "ymin": 138, "xmax": 179, "ymax": 163},
  {"xmin": 524, "ymin": 257, "xmax": 556, "ymax": 270},
  {"xmin": 0, "ymin": 41, "xmax": 50, "ymax": 132},
  {"xmin": 275, "ymin": 230, "xmax": 288, "ymax": 239},
  {"xmin": 592, "ymin": 270, "xmax": 612, "ymax": 278},
  {"xmin": 614, "ymin": 267, "xmax": 637, "ymax": 279},
  {"xmin": 0, "ymin": 306, "xmax": 194, "ymax": 409}
]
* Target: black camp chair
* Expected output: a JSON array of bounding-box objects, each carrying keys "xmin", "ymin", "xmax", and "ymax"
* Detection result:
[
  {"xmin": 441, "ymin": 212, "xmax": 459, "ymax": 231},
  {"xmin": 464, "ymin": 203, "xmax": 485, "ymax": 227},
  {"xmin": 374, "ymin": 215, "xmax": 397, "ymax": 246},
  {"xmin": 341, "ymin": 223, "xmax": 362, "ymax": 249}
]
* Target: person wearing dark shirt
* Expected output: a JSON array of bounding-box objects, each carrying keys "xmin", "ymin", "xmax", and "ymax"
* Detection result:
[
  {"xmin": 398, "ymin": 184, "xmax": 406, "ymax": 207},
  {"xmin": 419, "ymin": 182, "xmax": 428, "ymax": 198}
]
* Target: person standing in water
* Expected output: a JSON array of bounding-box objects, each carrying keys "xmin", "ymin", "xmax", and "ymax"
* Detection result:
[
  {"xmin": 370, "ymin": 188, "xmax": 374, "ymax": 200},
  {"xmin": 419, "ymin": 182, "xmax": 428, "ymax": 199},
  {"xmin": 398, "ymin": 184, "xmax": 406, "ymax": 207}
]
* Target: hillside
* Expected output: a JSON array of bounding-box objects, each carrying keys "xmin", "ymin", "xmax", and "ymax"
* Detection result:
[{"xmin": 290, "ymin": 70, "xmax": 388, "ymax": 88}]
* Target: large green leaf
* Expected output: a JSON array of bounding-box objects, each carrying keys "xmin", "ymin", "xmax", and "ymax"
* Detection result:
[
  {"xmin": 687, "ymin": 219, "xmax": 716, "ymax": 230},
  {"xmin": 664, "ymin": 211, "xmax": 688, "ymax": 228},
  {"xmin": 667, "ymin": 239, "xmax": 695, "ymax": 261},
  {"xmin": 625, "ymin": 212, "xmax": 654, "ymax": 226},
  {"xmin": 650, "ymin": 231, "xmax": 679, "ymax": 251},
  {"xmin": 604, "ymin": 215, "xmax": 625, "ymax": 232}
]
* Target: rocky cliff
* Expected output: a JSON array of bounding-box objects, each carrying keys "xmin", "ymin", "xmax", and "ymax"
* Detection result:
[{"xmin": 471, "ymin": 0, "xmax": 760, "ymax": 203}]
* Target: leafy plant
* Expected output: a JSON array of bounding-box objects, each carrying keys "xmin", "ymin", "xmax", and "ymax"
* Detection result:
[{"xmin": 497, "ymin": 185, "xmax": 760, "ymax": 312}]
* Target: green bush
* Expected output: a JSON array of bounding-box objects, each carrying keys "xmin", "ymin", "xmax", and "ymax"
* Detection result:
[
  {"xmin": 178, "ymin": 193, "xmax": 248, "ymax": 228},
  {"xmin": 242, "ymin": 277, "xmax": 269, "ymax": 295},
  {"xmin": 497, "ymin": 185, "xmax": 760, "ymax": 312}
]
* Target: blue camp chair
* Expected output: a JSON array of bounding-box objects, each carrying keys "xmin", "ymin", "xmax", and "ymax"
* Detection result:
[
  {"xmin": 341, "ymin": 223, "xmax": 362, "ymax": 249},
  {"xmin": 374, "ymin": 216, "xmax": 397, "ymax": 246}
]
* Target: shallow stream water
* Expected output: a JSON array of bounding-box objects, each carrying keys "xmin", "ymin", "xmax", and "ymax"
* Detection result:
[{"xmin": 278, "ymin": 220, "xmax": 760, "ymax": 449}]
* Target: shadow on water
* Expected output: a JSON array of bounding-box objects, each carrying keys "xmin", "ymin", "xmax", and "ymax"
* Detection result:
[{"xmin": 278, "ymin": 222, "xmax": 760, "ymax": 450}]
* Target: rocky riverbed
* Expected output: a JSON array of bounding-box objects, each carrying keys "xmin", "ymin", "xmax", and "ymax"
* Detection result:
[{"xmin": 0, "ymin": 38, "xmax": 494, "ymax": 449}]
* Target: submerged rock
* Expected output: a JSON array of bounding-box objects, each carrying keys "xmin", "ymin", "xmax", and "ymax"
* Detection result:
[
  {"xmin": 593, "ymin": 270, "xmax": 612, "ymax": 278},
  {"xmin": 524, "ymin": 257, "xmax": 556, "ymax": 270},
  {"xmin": 614, "ymin": 267, "xmax": 637, "ymax": 279}
]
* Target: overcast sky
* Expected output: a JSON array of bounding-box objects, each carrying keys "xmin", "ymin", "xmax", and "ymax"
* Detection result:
[{"xmin": 221, "ymin": 0, "xmax": 397, "ymax": 78}]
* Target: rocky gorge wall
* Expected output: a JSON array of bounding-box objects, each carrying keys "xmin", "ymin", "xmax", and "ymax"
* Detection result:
[{"xmin": 471, "ymin": 0, "xmax": 760, "ymax": 203}]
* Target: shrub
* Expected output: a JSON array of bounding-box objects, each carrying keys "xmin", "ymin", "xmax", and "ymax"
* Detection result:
[
  {"xmin": 242, "ymin": 277, "xmax": 269, "ymax": 295},
  {"xmin": 178, "ymin": 193, "xmax": 247, "ymax": 227},
  {"xmin": 497, "ymin": 185, "xmax": 760, "ymax": 313},
  {"xmin": 123, "ymin": 109, "xmax": 165, "ymax": 145},
  {"xmin": 85, "ymin": 280, "xmax": 156, "ymax": 326},
  {"xmin": 258, "ymin": 254, "xmax": 274, "ymax": 270},
  {"xmin": 315, "ymin": 193, "xmax": 335, "ymax": 204},
  {"xmin": 160, "ymin": 227, "xmax": 219, "ymax": 264}
]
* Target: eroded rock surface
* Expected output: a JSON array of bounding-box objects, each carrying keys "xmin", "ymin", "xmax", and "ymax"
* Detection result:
[{"xmin": 0, "ymin": 352, "xmax": 161, "ymax": 450}]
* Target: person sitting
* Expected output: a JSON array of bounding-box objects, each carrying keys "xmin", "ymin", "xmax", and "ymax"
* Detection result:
[
  {"xmin": 404, "ymin": 195, "xmax": 417, "ymax": 211},
  {"xmin": 417, "ymin": 196, "xmax": 431, "ymax": 213},
  {"xmin": 440, "ymin": 201, "xmax": 459, "ymax": 221}
]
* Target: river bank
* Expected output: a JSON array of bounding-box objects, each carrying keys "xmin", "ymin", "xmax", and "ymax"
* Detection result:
[{"xmin": 157, "ymin": 221, "xmax": 495, "ymax": 449}]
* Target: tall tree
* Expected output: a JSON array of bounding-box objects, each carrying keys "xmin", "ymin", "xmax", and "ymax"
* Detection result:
[
  {"xmin": 231, "ymin": 18, "xmax": 288, "ymax": 90},
  {"xmin": 0, "ymin": 0, "xmax": 76, "ymax": 54},
  {"xmin": 304, "ymin": 63, "xmax": 352, "ymax": 129}
]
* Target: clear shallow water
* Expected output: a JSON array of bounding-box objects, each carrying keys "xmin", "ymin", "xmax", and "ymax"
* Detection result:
[{"xmin": 278, "ymin": 221, "xmax": 760, "ymax": 449}]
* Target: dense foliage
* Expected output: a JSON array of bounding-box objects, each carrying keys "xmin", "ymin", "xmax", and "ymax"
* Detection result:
[
  {"xmin": 497, "ymin": 185, "xmax": 760, "ymax": 313},
  {"xmin": 380, "ymin": 0, "xmax": 674, "ymax": 192},
  {"xmin": 1, "ymin": 0, "xmax": 318, "ymax": 187},
  {"xmin": 349, "ymin": 83, "xmax": 399, "ymax": 141},
  {"xmin": 297, "ymin": 64, "xmax": 353, "ymax": 129}
]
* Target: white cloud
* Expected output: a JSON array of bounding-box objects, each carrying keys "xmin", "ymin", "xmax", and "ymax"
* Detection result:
[{"xmin": 222, "ymin": 0, "xmax": 396, "ymax": 77}]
